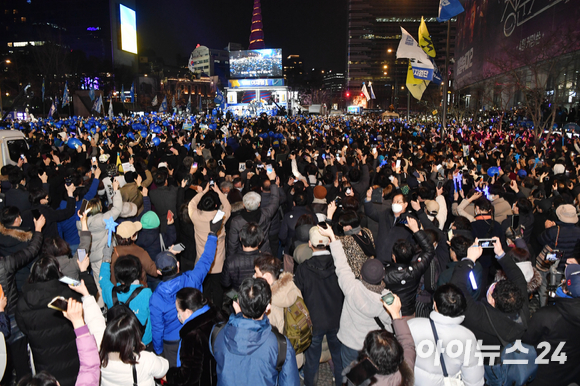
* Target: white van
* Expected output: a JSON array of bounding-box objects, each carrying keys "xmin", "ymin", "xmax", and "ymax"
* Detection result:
[{"xmin": 0, "ymin": 130, "xmax": 29, "ymax": 169}]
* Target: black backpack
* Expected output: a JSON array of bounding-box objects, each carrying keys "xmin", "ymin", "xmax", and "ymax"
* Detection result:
[{"xmin": 107, "ymin": 286, "xmax": 147, "ymax": 330}]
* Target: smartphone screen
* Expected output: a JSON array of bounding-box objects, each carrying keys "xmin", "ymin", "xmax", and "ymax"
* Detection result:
[
  {"xmin": 59, "ymin": 276, "xmax": 81, "ymax": 286},
  {"xmin": 266, "ymin": 164, "xmax": 273, "ymax": 174},
  {"xmin": 47, "ymin": 296, "xmax": 68, "ymax": 312},
  {"xmin": 92, "ymin": 156, "xmax": 97, "ymax": 163},
  {"xmin": 396, "ymin": 160, "xmax": 401, "ymax": 169},
  {"xmin": 478, "ymin": 239, "xmax": 495, "ymax": 248},
  {"xmin": 172, "ymin": 243, "xmax": 186, "ymax": 252},
  {"xmin": 212, "ymin": 209, "xmax": 225, "ymax": 224},
  {"xmin": 381, "ymin": 292, "xmax": 394, "ymax": 305},
  {"xmin": 77, "ymin": 249, "xmax": 87, "ymax": 263},
  {"xmin": 167, "ymin": 210, "xmax": 174, "ymax": 222}
]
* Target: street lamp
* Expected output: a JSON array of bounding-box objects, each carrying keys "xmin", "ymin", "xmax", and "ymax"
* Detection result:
[{"xmin": 387, "ymin": 49, "xmax": 392, "ymax": 53}]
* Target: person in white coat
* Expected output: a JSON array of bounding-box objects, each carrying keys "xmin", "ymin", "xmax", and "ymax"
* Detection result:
[{"xmin": 407, "ymin": 284, "xmax": 484, "ymax": 386}]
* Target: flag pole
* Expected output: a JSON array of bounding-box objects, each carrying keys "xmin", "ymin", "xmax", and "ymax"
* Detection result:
[
  {"xmin": 441, "ymin": 20, "xmax": 451, "ymax": 139},
  {"xmin": 407, "ymin": 90, "xmax": 410, "ymax": 121}
]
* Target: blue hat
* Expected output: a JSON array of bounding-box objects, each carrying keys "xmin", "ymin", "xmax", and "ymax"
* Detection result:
[{"xmin": 517, "ymin": 169, "xmax": 527, "ymax": 177}]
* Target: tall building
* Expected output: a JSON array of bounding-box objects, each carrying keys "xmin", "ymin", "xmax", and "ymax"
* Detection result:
[
  {"xmin": 283, "ymin": 55, "xmax": 304, "ymax": 88},
  {"xmin": 347, "ymin": 0, "xmax": 455, "ymax": 108},
  {"xmin": 248, "ymin": 0, "xmax": 265, "ymax": 49},
  {"xmin": 188, "ymin": 45, "xmax": 230, "ymax": 87}
]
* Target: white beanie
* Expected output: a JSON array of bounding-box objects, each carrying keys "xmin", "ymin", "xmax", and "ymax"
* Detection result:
[{"xmin": 553, "ymin": 164, "xmax": 566, "ymax": 175}]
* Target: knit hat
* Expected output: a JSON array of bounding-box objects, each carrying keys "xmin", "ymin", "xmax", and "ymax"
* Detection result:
[
  {"xmin": 116, "ymin": 221, "xmax": 142, "ymax": 239},
  {"xmin": 565, "ymin": 264, "xmax": 580, "ymax": 298},
  {"xmin": 141, "ymin": 211, "xmax": 161, "ymax": 229},
  {"xmin": 556, "ymin": 204, "xmax": 578, "ymax": 224},
  {"xmin": 360, "ymin": 259, "xmax": 385, "ymax": 285},
  {"xmin": 120, "ymin": 202, "xmax": 138, "ymax": 218},
  {"xmin": 313, "ymin": 185, "xmax": 327, "ymax": 200},
  {"xmin": 155, "ymin": 251, "xmax": 178, "ymax": 273},
  {"xmin": 424, "ymin": 200, "xmax": 439, "ymax": 216},
  {"xmin": 553, "ymin": 164, "xmax": 566, "ymax": 175},
  {"xmin": 309, "ymin": 226, "xmax": 330, "ymax": 248}
]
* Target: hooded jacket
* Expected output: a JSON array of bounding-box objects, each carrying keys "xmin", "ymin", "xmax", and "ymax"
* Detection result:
[
  {"xmin": 294, "ymin": 250, "xmax": 344, "ymax": 333},
  {"xmin": 0, "ymin": 223, "xmax": 32, "ymax": 257},
  {"xmin": 522, "ymin": 296, "xmax": 580, "ymax": 386},
  {"xmin": 150, "ymin": 234, "xmax": 216, "ymax": 355},
  {"xmin": 407, "ymin": 311, "xmax": 484, "ymax": 386},
  {"xmin": 329, "ymin": 240, "xmax": 393, "ymax": 351},
  {"xmin": 210, "ymin": 313, "xmax": 300, "ymax": 386}
]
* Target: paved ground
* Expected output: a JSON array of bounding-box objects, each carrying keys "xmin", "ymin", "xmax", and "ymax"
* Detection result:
[{"xmin": 300, "ymin": 362, "xmax": 334, "ymax": 386}]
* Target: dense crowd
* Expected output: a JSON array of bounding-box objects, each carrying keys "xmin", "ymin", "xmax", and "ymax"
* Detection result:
[{"xmin": 0, "ymin": 111, "xmax": 578, "ymax": 386}]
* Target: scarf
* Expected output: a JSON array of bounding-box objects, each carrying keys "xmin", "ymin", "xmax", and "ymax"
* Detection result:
[
  {"xmin": 361, "ymin": 279, "xmax": 385, "ymax": 294},
  {"xmin": 344, "ymin": 226, "xmax": 362, "ymax": 236}
]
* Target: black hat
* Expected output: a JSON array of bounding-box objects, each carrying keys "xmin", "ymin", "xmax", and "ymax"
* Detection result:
[{"xmin": 360, "ymin": 259, "xmax": 385, "ymax": 285}]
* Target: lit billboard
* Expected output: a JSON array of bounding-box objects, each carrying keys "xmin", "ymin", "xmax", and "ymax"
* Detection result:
[
  {"xmin": 120, "ymin": 4, "xmax": 137, "ymax": 54},
  {"xmin": 229, "ymin": 49, "xmax": 282, "ymax": 78},
  {"xmin": 454, "ymin": 0, "xmax": 580, "ymax": 89}
]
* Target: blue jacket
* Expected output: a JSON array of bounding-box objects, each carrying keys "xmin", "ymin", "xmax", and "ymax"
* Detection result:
[
  {"xmin": 149, "ymin": 234, "xmax": 217, "ymax": 355},
  {"xmin": 99, "ymin": 262, "xmax": 153, "ymax": 344},
  {"xmin": 210, "ymin": 313, "xmax": 299, "ymax": 386},
  {"xmin": 57, "ymin": 178, "xmax": 100, "ymax": 245}
]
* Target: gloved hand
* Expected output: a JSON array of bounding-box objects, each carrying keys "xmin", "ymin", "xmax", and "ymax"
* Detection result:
[{"xmin": 209, "ymin": 218, "xmax": 224, "ymax": 236}]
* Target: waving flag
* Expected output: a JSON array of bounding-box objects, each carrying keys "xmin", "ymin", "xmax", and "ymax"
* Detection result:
[
  {"xmin": 172, "ymin": 95, "xmax": 177, "ymax": 110},
  {"xmin": 361, "ymin": 82, "xmax": 371, "ymax": 101},
  {"xmin": 437, "ymin": 0, "xmax": 464, "ymax": 22},
  {"xmin": 419, "ymin": 17, "xmax": 436, "ymax": 58},
  {"xmin": 397, "ymin": 27, "xmax": 433, "ymax": 68},
  {"xmin": 121, "ymin": 85, "xmax": 125, "ymax": 102},
  {"xmin": 152, "ymin": 95, "xmax": 158, "ymax": 106},
  {"xmin": 130, "ymin": 82, "xmax": 135, "ymax": 103},
  {"xmin": 406, "ymin": 61, "xmax": 429, "ymax": 101},
  {"xmin": 187, "ymin": 95, "xmax": 191, "ymax": 113},
  {"xmin": 42, "ymin": 79, "xmax": 45, "ymax": 101},
  {"xmin": 48, "ymin": 100, "xmax": 56, "ymax": 117},
  {"xmin": 369, "ymin": 83, "xmax": 376, "ymax": 99},
  {"xmin": 159, "ymin": 96, "xmax": 168, "ymax": 112},
  {"xmin": 92, "ymin": 95, "xmax": 103, "ymax": 113},
  {"xmin": 89, "ymin": 85, "xmax": 95, "ymax": 101},
  {"xmin": 108, "ymin": 97, "xmax": 114, "ymax": 119},
  {"xmin": 62, "ymin": 81, "xmax": 69, "ymax": 107}
]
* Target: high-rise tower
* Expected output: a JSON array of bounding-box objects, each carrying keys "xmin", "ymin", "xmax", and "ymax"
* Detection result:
[{"xmin": 248, "ymin": 0, "xmax": 265, "ymax": 49}]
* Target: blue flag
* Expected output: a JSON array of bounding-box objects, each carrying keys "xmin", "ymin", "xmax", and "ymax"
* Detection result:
[
  {"xmin": 159, "ymin": 96, "xmax": 168, "ymax": 112},
  {"xmin": 437, "ymin": 0, "xmax": 464, "ymax": 22},
  {"xmin": 121, "ymin": 85, "xmax": 125, "ymax": 102},
  {"xmin": 48, "ymin": 100, "xmax": 56, "ymax": 117},
  {"xmin": 89, "ymin": 85, "xmax": 95, "ymax": 101},
  {"xmin": 42, "ymin": 79, "xmax": 45, "ymax": 101},
  {"xmin": 62, "ymin": 81, "xmax": 69, "ymax": 107},
  {"xmin": 130, "ymin": 82, "xmax": 135, "ymax": 103}
]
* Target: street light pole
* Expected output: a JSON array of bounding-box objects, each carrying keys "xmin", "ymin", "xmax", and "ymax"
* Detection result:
[{"xmin": 441, "ymin": 20, "xmax": 451, "ymax": 139}]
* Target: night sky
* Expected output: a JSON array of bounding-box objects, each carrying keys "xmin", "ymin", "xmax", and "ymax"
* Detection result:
[{"xmin": 138, "ymin": 0, "xmax": 348, "ymax": 72}]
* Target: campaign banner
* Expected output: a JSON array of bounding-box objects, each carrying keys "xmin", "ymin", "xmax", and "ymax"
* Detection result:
[
  {"xmin": 410, "ymin": 63, "xmax": 434, "ymax": 81},
  {"xmin": 228, "ymin": 79, "xmax": 285, "ymax": 89}
]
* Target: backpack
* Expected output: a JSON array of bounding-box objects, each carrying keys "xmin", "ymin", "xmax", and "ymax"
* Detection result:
[
  {"xmin": 107, "ymin": 286, "xmax": 147, "ymax": 330},
  {"xmin": 483, "ymin": 307, "xmax": 537, "ymax": 386},
  {"xmin": 283, "ymin": 297, "xmax": 313, "ymax": 354},
  {"xmin": 210, "ymin": 322, "xmax": 287, "ymax": 372}
]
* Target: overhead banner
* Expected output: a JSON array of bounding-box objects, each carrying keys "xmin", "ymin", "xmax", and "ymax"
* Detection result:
[{"xmin": 228, "ymin": 78, "xmax": 285, "ymax": 89}]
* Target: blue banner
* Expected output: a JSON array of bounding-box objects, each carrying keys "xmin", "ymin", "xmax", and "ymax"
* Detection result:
[{"xmin": 228, "ymin": 78, "xmax": 284, "ymax": 88}]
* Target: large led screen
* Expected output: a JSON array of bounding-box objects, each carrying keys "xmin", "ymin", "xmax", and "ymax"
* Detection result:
[
  {"xmin": 120, "ymin": 4, "xmax": 137, "ymax": 54},
  {"xmin": 229, "ymin": 49, "xmax": 282, "ymax": 78}
]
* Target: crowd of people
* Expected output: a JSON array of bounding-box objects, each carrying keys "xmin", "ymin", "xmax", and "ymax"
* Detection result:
[{"xmin": 0, "ymin": 110, "xmax": 578, "ymax": 386}]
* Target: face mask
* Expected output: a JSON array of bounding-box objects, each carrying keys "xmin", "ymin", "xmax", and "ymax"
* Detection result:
[{"xmin": 392, "ymin": 203, "xmax": 403, "ymax": 213}]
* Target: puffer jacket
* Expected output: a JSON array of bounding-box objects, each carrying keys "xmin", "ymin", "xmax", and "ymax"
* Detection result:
[
  {"xmin": 77, "ymin": 190, "xmax": 122, "ymax": 280},
  {"xmin": 538, "ymin": 222, "xmax": 580, "ymax": 269},
  {"xmin": 150, "ymin": 235, "xmax": 216, "ymax": 355},
  {"xmin": 383, "ymin": 230, "xmax": 435, "ymax": 316},
  {"xmin": 329, "ymin": 240, "xmax": 393, "ymax": 352},
  {"xmin": 221, "ymin": 249, "xmax": 261, "ymax": 290},
  {"xmin": 407, "ymin": 311, "xmax": 484, "ymax": 386},
  {"xmin": 0, "ymin": 223, "xmax": 32, "ymax": 257},
  {"xmin": 209, "ymin": 313, "xmax": 299, "ymax": 386},
  {"xmin": 269, "ymin": 272, "xmax": 304, "ymax": 368},
  {"xmin": 15, "ymin": 273, "xmax": 97, "ymax": 386},
  {"xmin": 0, "ymin": 230, "xmax": 42, "ymax": 314},
  {"xmin": 227, "ymin": 185, "xmax": 280, "ymax": 257}
]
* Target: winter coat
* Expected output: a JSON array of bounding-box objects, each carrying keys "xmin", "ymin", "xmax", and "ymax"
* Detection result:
[
  {"xmin": 210, "ymin": 312, "xmax": 300, "ymax": 386},
  {"xmin": 57, "ymin": 178, "xmax": 99, "ymax": 246},
  {"xmin": 136, "ymin": 224, "xmax": 177, "ymax": 264},
  {"xmin": 100, "ymin": 351, "xmax": 169, "ymax": 386},
  {"xmin": 538, "ymin": 222, "xmax": 580, "ymax": 269},
  {"xmin": 150, "ymin": 234, "xmax": 217, "ymax": 355},
  {"xmin": 166, "ymin": 307, "xmax": 227, "ymax": 386},
  {"xmin": 279, "ymin": 206, "xmax": 317, "ymax": 251},
  {"xmin": 77, "ymin": 190, "xmax": 122, "ymax": 278},
  {"xmin": 24, "ymin": 197, "xmax": 76, "ymax": 238},
  {"xmin": 150, "ymin": 185, "xmax": 179, "ymax": 234},
  {"xmin": 407, "ymin": 311, "xmax": 484, "ymax": 386},
  {"xmin": 112, "ymin": 243, "xmax": 158, "ymax": 286},
  {"xmin": 269, "ymin": 272, "xmax": 304, "ymax": 368},
  {"xmin": 5, "ymin": 186, "xmax": 30, "ymax": 213},
  {"xmin": 176, "ymin": 187, "xmax": 196, "ymax": 272},
  {"xmin": 221, "ymin": 249, "xmax": 261, "ymax": 290},
  {"xmin": 450, "ymin": 253, "xmax": 529, "ymax": 347},
  {"xmin": 491, "ymin": 197, "xmax": 513, "ymax": 224},
  {"xmin": 227, "ymin": 184, "xmax": 280, "ymax": 257},
  {"xmin": 261, "ymin": 187, "xmax": 285, "ymax": 236},
  {"xmin": 55, "ymin": 230, "xmax": 92, "ymax": 281},
  {"xmin": 329, "ymin": 240, "xmax": 393, "ymax": 351},
  {"xmin": 438, "ymin": 260, "xmax": 483, "ymax": 300},
  {"xmin": 99, "ymin": 261, "xmax": 153, "ymax": 344},
  {"xmin": 15, "ymin": 273, "xmax": 98, "ymax": 386},
  {"xmin": 0, "ymin": 230, "xmax": 41, "ymax": 314},
  {"xmin": 74, "ymin": 326, "xmax": 101, "ymax": 386},
  {"xmin": 363, "ymin": 201, "xmax": 415, "ymax": 264},
  {"xmin": 294, "ymin": 250, "xmax": 344, "ymax": 333},
  {"xmin": 0, "ymin": 223, "xmax": 32, "ymax": 258},
  {"xmin": 383, "ymin": 230, "xmax": 435, "ymax": 316},
  {"xmin": 336, "ymin": 228, "xmax": 374, "ymax": 279},
  {"xmin": 522, "ymin": 296, "xmax": 580, "ymax": 386},
  {"xmin": 188, "ymin": 190, "xmax": 231, "ymax": 274},
  {"xmin": 120, "ymin": 181, "xmax": 145, "ymax": 212}
]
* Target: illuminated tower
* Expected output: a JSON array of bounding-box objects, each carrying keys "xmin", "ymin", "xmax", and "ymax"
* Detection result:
[{"xmin": 248, "ymin": 0, "xmax": 265, "ymax": 49}]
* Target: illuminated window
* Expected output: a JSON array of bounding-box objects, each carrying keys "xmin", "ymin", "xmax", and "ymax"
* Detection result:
[
  {"xmin": 20, "ymin": 17, "xmax": 26, "ymax": 22},
  {"xmin": 13, "ymin": 9, "xmax": 18, "ymax": 14}
]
